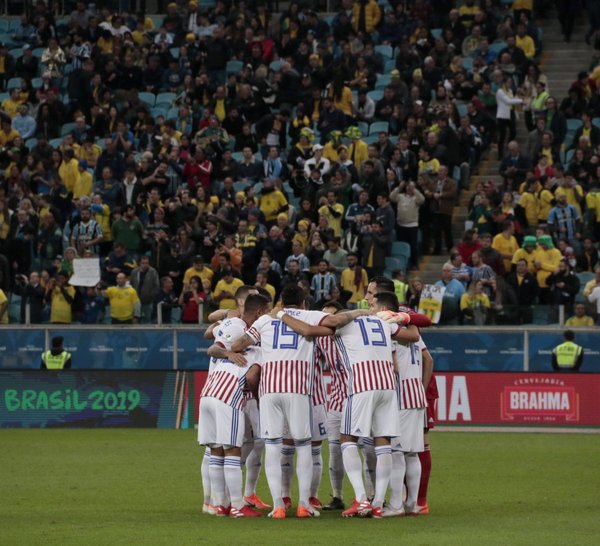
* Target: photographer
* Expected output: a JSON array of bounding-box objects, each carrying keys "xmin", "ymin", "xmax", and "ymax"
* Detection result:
[{"xmin": 45, "ymin": 272, "xmax": 75, "ymax": 325}]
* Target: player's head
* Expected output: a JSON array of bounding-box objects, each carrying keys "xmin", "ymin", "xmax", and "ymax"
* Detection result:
[
  {"xmin": 51, "ymin": 336, "xmax": 64, "ymax": 350},
  {"xmin": 235, "ymin": 285, "xmax": 259, "ymax": 311},
  {"xmin": 370, "ymin": 291, "xmax": 400, "ymax": 314},
  {"xmin": 366, "ymin": 276, "xmax": 395, "ymax": 305},
  {"xmin": 322, "ymin": 301, "xmax": 343, "ymax": 315},
  {"xmin": 564, "ymin": 330, "xmax": 575, "ymax": 342},
  {"xmin": 242, "ymin": 293, "xmax": 270, "ymax": 322},
  {"xmin": 281, "ymin": 284, "xmax": 305, "ymax": 308},
  {"xmin": 255, "ymin": 286, "xmax": 273, "ymax": 306}
]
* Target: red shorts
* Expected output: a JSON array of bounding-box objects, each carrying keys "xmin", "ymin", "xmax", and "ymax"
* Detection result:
[{"xmin": 425, "ymin": 398, "xmax": 437, "ymax": 430}]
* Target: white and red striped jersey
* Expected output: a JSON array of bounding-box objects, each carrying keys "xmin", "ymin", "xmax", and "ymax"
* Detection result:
[
  {"xmin": 201, "ymin": 363, "xmax": 248, "ymax": 410},
  {"xmin": 246, "ymin": 309, "xmax": 327, "ymax": 396},
  {"xmin": 202, "ymin": 317, "xmax": 261, "ymax": 410},
  {"xmin": 394, "ymin": 337, "xmax": 427, "ymax": 409},
  {"xmin": 316, "ymin": 335, "xmax": 347, "ymax": 412},
  {"xmin": 312, "ymin": 358, "xmax": 327, "ymax": 407},
  {"xmin": 334, "ymin": 316, "xmax": 399, "ymax": 395}
]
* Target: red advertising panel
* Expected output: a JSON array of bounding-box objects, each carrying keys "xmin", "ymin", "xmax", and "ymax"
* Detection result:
[
  {"xmin": 434, "ymin": 373, "xmax": 600, "ymax": 426},
  {"xmin": 193, "ymin": 372, "xmax": 600, "ymax": 427}
]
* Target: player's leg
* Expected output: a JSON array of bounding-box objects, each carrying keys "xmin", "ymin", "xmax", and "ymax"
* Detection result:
[
  {"xmin": 371, "ymin": 390, "xmax": 403, "ymax": 517},
  {"xmin": 286, "ymin": 394, "xmax": 318, "ymax": 517},
  {"xmin": 281, "ymin": 438, "xmax": 295, "ymax": 508},
  {"xmin": 404, "ymin": 452, "xmax": 422, "ymax": 513},
  {"xmin": 359, "ymin": 437, "xmax": 376, "ymax": 499},
  {"xmin": 225, "ymin": 445, "xmax": 262, "ymax": 518},
  {"xmin": 340, "ymin": 394, "xmax": 372, "ymax": 516},
  {"xmin": 324, "ymin": 409, "xmax": 345, "ymax": 509},
  {"xmin": 242, "ymin": 400, "xmax": 270, "ymax": 509},
  {"xmin": 260, "ymin": 393, "xmax": 286, "ymax": 517},
  {"xmin": 198, "ymin": 397, "xmax": 215, "ymax": 514},
  {"xmin": 417, "ymin": 402, "xmax": 435, "ymax": 513},
  {"xmin": 386, "ymin": 446, "xmax": 407, "ymax": 515},
  {"xmin": 209, "ymin": 445, "xmax": 227, "ymax": 514},
  {"xmin": 309, "ymin": 404, "xmax": 327, "ymax": 508}
]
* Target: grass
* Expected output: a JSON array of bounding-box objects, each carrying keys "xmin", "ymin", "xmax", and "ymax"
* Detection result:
[{"xmin": 0, "ymin": 430, "xmax": 599, "ymax": 545}]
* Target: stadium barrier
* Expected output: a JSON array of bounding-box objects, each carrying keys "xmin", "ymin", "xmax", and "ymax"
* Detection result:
[{"xmin": 0, "ymin": 326, "xmax": 599, "ymax": 372}]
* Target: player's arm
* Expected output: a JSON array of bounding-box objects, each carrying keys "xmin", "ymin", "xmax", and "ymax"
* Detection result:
[
  {"xmin": 407, "ymin": 311, "xmax": 433, "ymax": 328},
  {"xmin": 231, "ymin": 333, "xmax": 256, "ymax": 353},
  {"xmin": 392, "ymin": 324, "xmax": 420, "ymax": 345},
  {"xmin": 207, "ymin": 341, "xmax": 247, "ymax": 366},
  {"xmin": 320, "ymin": 308, "xmax": 369, "ymax": 329},
  {"xmin": 280, "ymin": 313, "xmax": 334, "ymax": 337},
  {"xmin": 204, "ymin": 321, "xmax": 220, "ymax": 340},
  {"xmin": 422, "ymin": 347, "xmax": 433, "ymax": 389},
  {"xmin": 207, "ymin": 308, "xmax": 235, "ymax": 323}
]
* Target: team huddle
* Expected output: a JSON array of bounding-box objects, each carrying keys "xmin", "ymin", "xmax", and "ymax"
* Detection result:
[{"xmin": 197, "ymin": 277, "xmax": 437, "ymax": 519}]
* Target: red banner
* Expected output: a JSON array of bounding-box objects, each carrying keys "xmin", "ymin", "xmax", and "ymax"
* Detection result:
[
  {"xmin": 193, "ymin": 371, "xmax": 600, "ymax": 427},
  {"xmin": 434, "ymin": 373, "xmax": 600, "ymax": 426}
]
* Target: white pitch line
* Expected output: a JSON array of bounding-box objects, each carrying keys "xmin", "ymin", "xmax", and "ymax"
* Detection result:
[{"xmin": 436, "ymin": 426, "xmax": 600, "ymax": 434}]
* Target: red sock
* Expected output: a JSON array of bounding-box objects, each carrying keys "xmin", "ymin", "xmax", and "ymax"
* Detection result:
[{"xmin": 417, "ymin": 444, "xmax": 431, "ymax": 506}]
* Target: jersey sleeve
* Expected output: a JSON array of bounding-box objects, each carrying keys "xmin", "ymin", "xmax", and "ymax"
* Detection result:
[
  {"xmin": 246, "ymin": 315, "xmax": 269, "ymax": 344},
  {"xmin": 307, "ymin": 310, "xmax": 328, "ymax": 326},
  {"xmin": 215, "ymin": 319, "xmax": 247, "ymax": 350}
]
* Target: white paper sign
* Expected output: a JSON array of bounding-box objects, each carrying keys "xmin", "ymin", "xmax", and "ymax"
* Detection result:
[
  {"xmin": 417, "ymin": 284, "xmax": 446, "ymax": 324},
  {"xmin": 69, "ymin": 258, "xmax": 101, "ymax": 287}
]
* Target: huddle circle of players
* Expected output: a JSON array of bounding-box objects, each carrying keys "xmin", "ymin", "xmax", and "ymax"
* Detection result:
[{"xmin": 197, "ymin": 276, "xmax": 437, "ymax": 519}]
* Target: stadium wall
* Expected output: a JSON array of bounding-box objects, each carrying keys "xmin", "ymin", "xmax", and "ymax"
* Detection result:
[{"xmin": 1, "ymin": 326, "xmax": 599, "ymax": 372}]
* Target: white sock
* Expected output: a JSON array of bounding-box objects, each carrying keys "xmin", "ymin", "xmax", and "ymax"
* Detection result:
[
  {"xmin": 389, "ymin": 450, "xmax": 407, "ymax": 510},
  {"xmin": 224, "ymin": 456, "xmax": 243, "ymax": 509},
  {"xmin": 373, "ymin": 445, "xmax": 392, "ymax": 508},
  {"xmin": 328, "ymin": 440, "xmax": 344, "ymax": 499},
  {"xmin": 310, "ymin": 445, "xmax": 322, "ymax": 498},
  {"xmin": 281, "ymin": 445, "xmax": 295, "ymax": 498},
  {"xmin": 201, "ymin": 448, "xmax": 211, "ymax": 504},
  {"xmin": 264, "ymin": 439, "xmax": 284, "ymax": 509},
  {"xmin": 209, "ymin": 455, "xmax": 226, "ymax": 507},
  {"xmin": 361, "ymin": 439, "xmax": 376, "ymax": 498},
  {"xmin": 341, "ymin": 442, "xmax": 366, "ymax": 502},
  {"xmin": 404, "ymin": 453, "xmax": 422, "ymax": 509},
  {"xmin": 295, "ymin": 440, "xmax": 312, "ymax": 507},
  {"xmin": 243, "ymin": 439, "xmax": 264, "ymax": 497}
]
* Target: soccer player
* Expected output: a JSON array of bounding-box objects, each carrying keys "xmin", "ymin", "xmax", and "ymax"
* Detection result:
[
  {"xmin": 279, "ymin": 290, "xmax": 418, "ymax": 518},
  {"xmin": 198, "ymin": 293, "xmax": 270, "ymax": 517},
  {"xmin": 384, "ymin": 336, "xmax": 433, "ymax": 516},
  {"xmin": 202, "ymin": 285, "xmax": 269, "ymax": 513},
  {"xmin": 315, "ymin": 301, "xmax": 348, "ymax": 510},
  {"xmin": 232, "ymin": 285, "xmax": 366, "ymax": 518}
]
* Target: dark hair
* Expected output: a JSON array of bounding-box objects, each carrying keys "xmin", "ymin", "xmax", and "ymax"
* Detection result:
[
  {"xmin": 234, "ymin": 285, "xmax": 256, "ymax": 301},
  {"xmin": 322, "ymin": 300, "xmax": 344, "ymax": 311},
  {"xmin": 51, "ymin": 336, "xmax": 64, "ymax": 348},
  {"xmin": 255, "ymin": 286, "xmax": 273, "ymax": 302},
  {"xmin": 564, "ymin": 330, "xmax": 575, "ymax": 341},
  {"xmin": 244, "ymin": 293, "xmax": 270, "ymax": 314},
  {"xmin": 370, "ymin": 276, "xmax": 395, "ymax": 293},
  {"xmin": 281, "ymin": 284, "xmax": 304, "ymax": 307},
  {"xmin": 374, "ymin": 291, "xmax": 399, "ymax": 311}
]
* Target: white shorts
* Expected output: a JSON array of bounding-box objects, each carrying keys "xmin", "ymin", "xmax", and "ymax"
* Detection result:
[
  {"xmin": 197, "ymin": 397, "xmax": 245, "ymax": 448},
  {"xmin": 392, "ymin": 408, "xmax": 425, "ymax": 453},
  {"xmin": 312, "ymin": 404, "xmax": 327, "ymax": 442},
  {"xmin": 260, "ymin": 392, "xmax": 312, "ymax": 440},
  {"xmin": 327, "ymin": 410, "xmax": 342, "ymax": 443},
  {"xmin": 244, "ymin": 398, "xmax": 260, "ymax": 441},
  {"xmin": 341, "ymin": 390, "xmax": 401, "ymax": 438}
]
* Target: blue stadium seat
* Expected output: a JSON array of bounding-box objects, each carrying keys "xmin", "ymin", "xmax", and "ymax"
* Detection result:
[
  {"xmin": 357, "ymin": 121, "xmax": 369, "ymax": 136},
  {"xmin": 61, "ymin": 122, "xmax": 76, "ymax": 137},
  {"xmin": 138, "ymin": 92, "xmax": 156, "ymax": 107},
  {"xmin": 392, "ymin": 241, "xmax": 411, "ymax": 260},
  {"xmin": 430, "ymin": 28, "xmax": 442, "ymax": 40},
  {"xmin": 369, "ymin": 121, "xmax": 389, "ymax": 135},
  {"xmin": 32, "ymin": 48, "xmax": 44, "ymax": 58},
  {"xmin": 384, "ymin": 58, "xmax": 396, "ymax": 73},
  {"xmin": 367, "ymin": 90, "xmax": 383, "ymax": 102},
  {"xmin": 269, "ymin": 59, "xmax": 283, "ymax": 72},
  {"xmin": 363, "ymin": 135, "xmax": 379, "ymax": 144},
  {"xmin": 593, "ymin": 117, "xmax": 600, "ymax": 130},
  {"xmin": 489, "ymin": 41, "xmax": 507, "ymax": 56},
  {"xmin": 9, "ymin": 47, "xmax": 23, "ymax": 59},
  {"xmin": 166, "ymin": 107, "xmax": 179, "ymax": 120},
  {"xmin": 25, "ymin": 138, "xmax": 37, "ymax": 149},
  {"xmin": 156, "ymin": 92, "xmax": 176, "ymax": 105},
  {"xmin": 231, "ymin": 151, "xmax": 244, "ymax": 162},
  {"xmin": 226, "ymin": 60, "xmax": 243, "ymax": 74},
  {"xmin": 566, "ymin": 118, "xmax": 583, "ymax": 132},
  {"xmin": 169, "ymin": 47, "xmax": 180, "ymax": 59},
  {"xmin": 49, "ymin": 138, "xmax": 63, "ymax": 149},
  {"xmin": 6, "ymin": 77, "xmax": 21, "ymax": 90},
  {"xmin": 374, "ymin": 44, "xmax": 393, "ymax": 59},
  {"xmin": 375, "ymin": 73, "xmax": 391, "ymax": 89}
]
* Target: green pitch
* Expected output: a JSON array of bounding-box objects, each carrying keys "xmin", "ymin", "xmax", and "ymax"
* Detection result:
[{"xmin": 1, "ymin": 430, "xmax": 599, "ymax": 545}]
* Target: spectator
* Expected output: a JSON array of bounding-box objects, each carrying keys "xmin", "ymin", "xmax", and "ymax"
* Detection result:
[
  {"xmin": 311, "ymin": 259, "xmax": 337, "ymax": 308},
  {"xmin": 213, "ymin": 266, "xmax": 243, "ymax": 310},
  {"xmin": 154, "ymin": 276, "xmax": 180, "ymax": 324},
  {"xmin": 565, "ymin": 302, "xmax": 595, "ymax": 327},
  {"xmin": 130, "ymin": 256, "xmax": 160, "ymax": 324},
  {"xmin": 340, "ymin": 252, "xmax": 369, "ymax": 309},
  {"xmin": 179, "ymin": 276, "xmax": 205, "ymax": 324},
  {"xmin": 547, "ymin": 259, "xmax": 580, "ymax": 315},
  {"xmin": 390, "ymin": 181, "xmax": 424, "ymax": 270},
  {"xmin": 429, "ymin": 165, "xmax": 457, "ymax": 255},
  {"xmin": 46, "ymin": 272, "xmax": 75, "ymax": 324},
  {"xmin": 460, "ymin": 280, "xmax": 491, "ymax": 325},
  {"xmin": 435, "ymin": 262, "xmax": 466, "ymax": 325},
  {"xmin": 505, "ymin": 258, "xmax": 538, "ymax": 324},
  {"xmin": 103, "ymin": 272, "xmax": 141, "ymax": 325}
]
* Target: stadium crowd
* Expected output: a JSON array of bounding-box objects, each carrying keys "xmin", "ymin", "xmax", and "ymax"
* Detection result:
[{"xmin": 0, "ymin": 0, "xmax": 598, "ymax": 328}]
